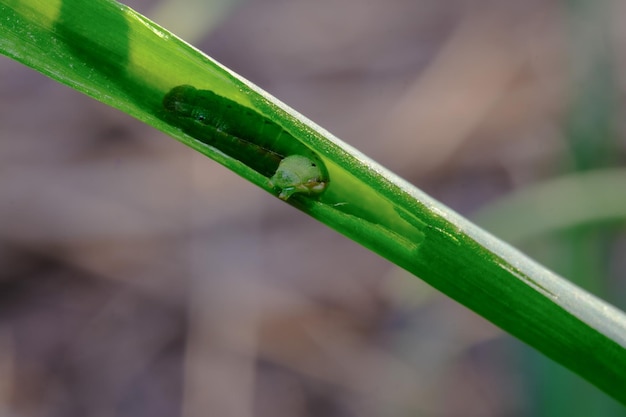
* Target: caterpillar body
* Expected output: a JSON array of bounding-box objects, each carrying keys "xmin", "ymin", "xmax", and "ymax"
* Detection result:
[{"xmin": 162, "ymin": 85, "xmax": 328, "ymax": 200}]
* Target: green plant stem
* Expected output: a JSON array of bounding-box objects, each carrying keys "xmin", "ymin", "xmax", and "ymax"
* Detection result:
[{"xmin": 1, "ymin": 0, "xmax": 626, "ymax": 404}]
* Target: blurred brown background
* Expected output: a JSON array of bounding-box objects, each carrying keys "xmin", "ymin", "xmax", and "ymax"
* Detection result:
[{"xmin": 1, "ymin": 0, "xmax": 625, "ymax": 416}]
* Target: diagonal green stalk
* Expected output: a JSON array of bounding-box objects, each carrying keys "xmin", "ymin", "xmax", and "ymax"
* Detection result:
[{"xmin": 1, "ymin": 0, "xmax": 626, "ymax": 404}]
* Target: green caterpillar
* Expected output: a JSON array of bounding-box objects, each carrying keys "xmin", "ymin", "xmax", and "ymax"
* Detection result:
[
  {"xmin": 162, "ymin": 85, "xmax": 328, "ymax": 200},
  {"xmin": 268, "ymin": 155, "xmax": 327, "ymax": 200}
]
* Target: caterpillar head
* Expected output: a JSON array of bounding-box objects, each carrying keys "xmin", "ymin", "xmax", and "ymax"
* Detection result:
[{"xmin": 269, "ymin": 155, "xmax": 328, "ymax": 200}]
